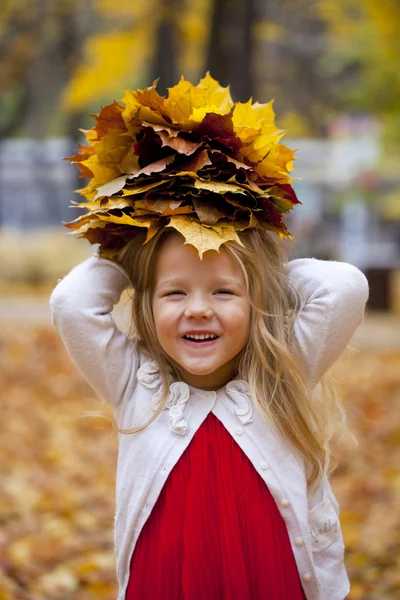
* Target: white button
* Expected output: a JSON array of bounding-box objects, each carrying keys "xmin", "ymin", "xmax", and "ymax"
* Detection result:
[
  {"xmin": 280, "ymin": 498, "xmax": 290, "ymax": 508},
  {"xmin": 235, "ymin": 426, "xmax": 244, "ymax": 435},
  {"xmin": 295, "ymin": 537, "xmax": 304, "ymax": 546},
  {"xmin": 303, "ymin": 573, "xmax": 312, "ymax": 582},
  {"xmin": 260, "ymin": 461, "xmax": 268, "ymax": 470},
  {"xmin": 205, "ymin": 391, "xmax": 216, "ymax": 400}
]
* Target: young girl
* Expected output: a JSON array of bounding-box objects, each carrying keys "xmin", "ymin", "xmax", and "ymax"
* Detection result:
[
  {"xmin": 50, "ymin": 227, "xmax": 368, "ymax": 600},
  {"xmin": 50, "ymin": 75, "xmax": 369, "ymax": 599}
]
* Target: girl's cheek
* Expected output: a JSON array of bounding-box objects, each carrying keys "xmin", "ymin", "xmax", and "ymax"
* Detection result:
[{"xmin": 157, "ymin": 304, "xmax": 181, "ymax": 324}]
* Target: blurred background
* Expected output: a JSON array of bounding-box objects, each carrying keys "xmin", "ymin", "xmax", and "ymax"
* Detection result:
[{"xmin": 0, "ymin": 1, "xmax": 399, "ymax": 599}]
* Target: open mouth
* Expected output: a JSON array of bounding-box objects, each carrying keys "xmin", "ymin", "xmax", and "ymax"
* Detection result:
[{"xmin": 183, "ymin": 334, "xmax": 219, "ymax": 343}]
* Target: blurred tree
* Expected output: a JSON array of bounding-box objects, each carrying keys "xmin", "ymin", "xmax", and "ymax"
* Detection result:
[
  {"xmin": 206, "ymin": 0, "xmax": 255, "ymax": 102},
  {"xmin": 2, "ymin": 0, "xmax": 398, "ymax": 143},
  {"xmin": 62, "ymin": 0, "xmax": 158, "ymax": 112},
  {"xmin": 0, "ymin": 0, "xmax": 36, "ymax": 137},
  {"xmin": 179, "ymin": 0, "xmax": 212, "ymax": 83},
  {"xmin": 62, "ymin": 0, "xmax": 212, "ymax": 110},
  {"xmin": 253, "ymin": 0, "xmax": 332, "ymax": 136},
  {"xmin": 317, "ymin": 0, "xmax": 400, "ymax": 142},
  {"xmin": 152, "ymin": 0, "xmax": 181, "ymax": 93},
  {"xmin": 0, "ymin": 0, "xmax": 93, "ymax": 138}
]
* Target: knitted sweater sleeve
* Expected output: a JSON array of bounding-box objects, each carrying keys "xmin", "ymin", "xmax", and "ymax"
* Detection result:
[
  {"xmin": 49, "ymin": 253, "xmax": 138, "ymax": 411},
  {"xmin": 286, "ymin": 258, "xmax": 369, "ymax": 387}
]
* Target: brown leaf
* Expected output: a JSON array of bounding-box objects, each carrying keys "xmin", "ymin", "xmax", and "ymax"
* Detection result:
[
  {"xmin": 192, "ymin": 198, "xmax": 227, "ymax": 225},
  {"xmin": 135, "ymin": 199, "xmax": 192, "ymax": 217},
  {"xmin": 157, "ymin": 130, "xmax": 202, "ymax": 155},
  {"xmin": 119, "ymin": 147, "xmax": 140, "ymax": 175},
  {"xmin": 122, "ymin": 180, "xmax": 166, "ymax": 196},
  {"xmin": 193, "ymin": 179, "xmax": 247, "ymax": 195},
  {"xmin": 211, "ymin": 150, "xmax": 252, "ymax": 171},
  {"xmin": 179, "ymin": 150, "xmax": 212, "ymax": 173},
  {"xmin": 142, "ymin": 121, "xmax": 181, "ymax": 138},
  {"xmin": 130, "ymin": 155, "xmax": 175, "ymax": 178}
]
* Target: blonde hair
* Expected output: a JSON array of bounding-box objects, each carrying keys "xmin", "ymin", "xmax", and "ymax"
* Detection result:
[{"xmin": 117, "ymin": 228, "xmax": 346, "ymax": 488}]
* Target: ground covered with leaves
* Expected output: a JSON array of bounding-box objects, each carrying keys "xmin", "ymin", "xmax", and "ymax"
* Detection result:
[{"xmin": 0, "ymin": 321, "xmax": 399, "ymax": 599}]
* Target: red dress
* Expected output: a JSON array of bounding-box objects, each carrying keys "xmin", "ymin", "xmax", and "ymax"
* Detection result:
[{"xmin": 126, "ymin": 413, "xmax": 306, "ymax": 600}]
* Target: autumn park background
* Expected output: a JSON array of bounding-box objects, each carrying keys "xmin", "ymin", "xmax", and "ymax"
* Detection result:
[{"xmin": 1, "ymin": 0, "xmax": 400, "ymax": 598}]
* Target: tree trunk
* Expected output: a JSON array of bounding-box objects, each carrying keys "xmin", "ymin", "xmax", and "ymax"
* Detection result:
[
  {"xmin": 152, "ymin": 0, "xmax": 181, "ymax": 94},
  {"xmin": 205, "ymin": 0, "xmax": 255, "ymax": 102}
]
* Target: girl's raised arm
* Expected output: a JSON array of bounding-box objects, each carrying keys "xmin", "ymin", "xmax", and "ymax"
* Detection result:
[
  {"xmin": 286, "ymin": 258, "xmax": 370, "ymax": 389},
  {"xmin": 49, "ymin": 251, "xmax": 139, "ymax": 412}
]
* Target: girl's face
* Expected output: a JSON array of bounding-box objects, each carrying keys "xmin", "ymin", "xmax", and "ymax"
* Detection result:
[{"xmin": 152, "ymin": 235, "xmax": 251, "ymax": 390}]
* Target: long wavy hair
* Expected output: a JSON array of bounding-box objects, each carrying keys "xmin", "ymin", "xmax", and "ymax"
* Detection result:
[{"xmin": 116, "ymin": 227, "xmax": 346, "ymax": 489}]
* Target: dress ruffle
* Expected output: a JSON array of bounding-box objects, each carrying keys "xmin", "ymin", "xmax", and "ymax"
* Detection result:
[{"xmin": 137, "ymin": 358, "xmax": 254, "ymax": 436}]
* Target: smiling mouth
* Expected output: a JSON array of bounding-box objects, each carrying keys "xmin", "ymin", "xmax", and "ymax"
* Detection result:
[{"xmin": 183, "ymin": 334, "xmax": 219, "ymax": 343}]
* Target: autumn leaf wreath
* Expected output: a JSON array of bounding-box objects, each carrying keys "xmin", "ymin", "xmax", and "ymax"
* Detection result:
[{"xmin": 65, "ymin": 73, "xmax": 301, "ymax": 259}]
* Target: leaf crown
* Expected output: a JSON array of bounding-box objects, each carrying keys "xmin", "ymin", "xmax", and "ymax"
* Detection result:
[{"xmin": 65, "ymin": 73, "xmax": 301, "ymax": 258}]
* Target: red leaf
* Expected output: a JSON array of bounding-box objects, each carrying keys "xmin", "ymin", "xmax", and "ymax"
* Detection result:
[{"xmin": 193, "ymin": 113, "xmax": 242, "ymax": 154}]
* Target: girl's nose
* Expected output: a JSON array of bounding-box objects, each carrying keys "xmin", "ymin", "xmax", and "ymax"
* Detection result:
[{"xmin": 184, "ymin": 297, "xmax": 213, "ymax": 320}]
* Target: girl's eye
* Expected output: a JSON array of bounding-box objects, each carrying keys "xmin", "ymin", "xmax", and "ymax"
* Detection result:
[
  {"xmin": 165, "ymin": 291, "xmax": 185, "ymax": 296},
  {"xmin": 215, "ymin": 290, "xmax": 233, "ymax": 295}
]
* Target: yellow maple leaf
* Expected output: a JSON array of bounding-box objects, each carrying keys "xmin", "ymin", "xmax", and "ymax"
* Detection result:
[
  {"xmin": 80, "ymin": 155, "xmax": 119, "ymax": 193},
  {"xmin": 190, "ymin": 104, "xmax": 230, "ymax": 124},
  {"xmin": 64, "ymin": 216, "xmax": 109, "ymax": 235},
  {"xmin": 193, "ymin": 179, "xmax": 247, "ymax": 195},
  {"xmin": 166, "ymin": 216, "xmax": 243, "ymax": 259},
  {"xmin": 121, "ymin": 181, "xmax": 165, "ymax": 196},
  {"xmin": 255, "ymin": 143, "xmax": 295, "ymax": 183},
  {"xmin": 232, "ymin": 99, "xmax": 260, "ymax": 132},
  {"xmin": 252, "ymin": 100, "xmax": 278, "ymax": 128},
  {"xmin": 121, "ymin": 88, "xmax": 170, "ymax": 127},
  {"xmin": 78, "ymin": 132, "xmax": 131, "ymax": 198},
  {"xmin": 96, "ymin": 213, "xmax": 154, "ymax": 228},
  {"xmin": 232, "ymin": 99, "xmax": 281, "ymax": 144},
  {"xmin": 163, "ymin": 73, "xmax": 233, "ymax": 127}
]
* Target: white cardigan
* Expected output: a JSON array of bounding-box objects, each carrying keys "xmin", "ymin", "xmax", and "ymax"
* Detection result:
[{"xmin": 49, "ymin": 253, "xmax": 369, "ymax": 600}]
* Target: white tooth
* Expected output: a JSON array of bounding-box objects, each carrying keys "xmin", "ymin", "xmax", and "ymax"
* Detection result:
[{"xmin": 185, "ymin": 333, "xmax": 217, "ymax": 340}]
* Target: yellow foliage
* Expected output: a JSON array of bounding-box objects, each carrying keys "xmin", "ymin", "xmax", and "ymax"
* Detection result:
[
  {"xmin": 62, "ymin": 29, "xmax": 154, "ymax": 111},
  {"xmin": 254, "ymin": 20, "xmax": 285, "ymax": 43},
  {"xmin": 179, "ymin": 0, "xmax": 213, "ymax": 79},
  {"xmin": 94, "ymin": 0, "xmax": 151, "ymax": 18},
  {"xmin": 278, "ymin": 110, "xmax": 311, "ymax": 138},
  {"xmin": 162, "ymin": 73, "xmax": 233, "ymax": 126},
  {"xmin": 318, "ymin": 0, "xmax": 400, "ymax": 57},
  {"xmin": 64, "ymin": 0, "xmax": 214, "ymax": 113}
]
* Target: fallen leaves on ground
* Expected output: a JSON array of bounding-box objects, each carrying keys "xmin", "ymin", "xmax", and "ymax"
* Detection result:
[{"xmin": 0, "ymin": 322, "xmax": 399, "ymax": 599}]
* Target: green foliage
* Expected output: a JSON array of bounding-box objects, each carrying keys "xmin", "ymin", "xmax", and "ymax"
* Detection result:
[{"xmin": 318, "ymin": 0, "xmax": 400, "ymax": 141}]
